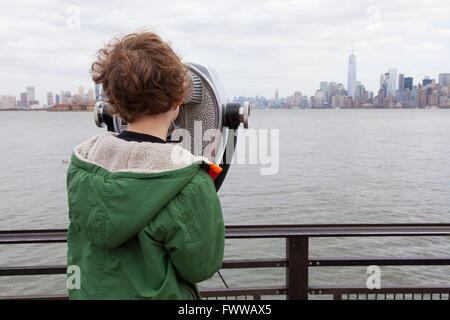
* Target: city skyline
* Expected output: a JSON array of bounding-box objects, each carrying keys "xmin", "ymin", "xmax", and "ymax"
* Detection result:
[
  {"xmin": 2, "ymin": 47, "xmax": 449, "ymax": 109},
  {"xmin": 231, "ymin": 61, "xmax": 450, "ymax": 109},
  {"xmin": 3, "ymin": 53, "xmax": 448, "ymax": 108},
  {"xmin": 2, "ymin": 63, "xmax": 449, "ymax": 109}
]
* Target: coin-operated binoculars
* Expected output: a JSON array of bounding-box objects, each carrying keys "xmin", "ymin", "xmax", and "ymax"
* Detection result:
[{"xmin": 94, "ymin": 63, "xmax": 250, "ymax": 190}]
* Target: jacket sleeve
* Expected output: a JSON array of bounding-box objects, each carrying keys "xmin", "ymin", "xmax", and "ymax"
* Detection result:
[{"xmin": 162, "ymin": 172, "xmax": 225, "ymax": 284}]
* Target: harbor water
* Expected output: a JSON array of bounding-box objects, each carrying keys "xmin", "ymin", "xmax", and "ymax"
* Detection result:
[{"xmin": 0, "ymin": 109, "xmax": 449, "ymax": 297}]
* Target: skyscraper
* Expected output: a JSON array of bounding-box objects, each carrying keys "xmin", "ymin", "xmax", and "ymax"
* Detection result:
[
  {"xmin": 79, "ymin": 86, "xmax": 85, "ymax": 98},
  {"xmin": 404, "ymin": 77, "xmax": 413, "ymax": 90},
  {"xmin": 379, "ymin": 74, "xmax": 385, "ymax": 90},
  {"xmin": 88, "ymin": 88, "xmax": 94, "ymax": 103},
  {"xmin": 439, "ymin": 73, "xmax": 450, "ymax": 87},
  {"xmin": 347, "ymin": 54, "xmax": 357, "ymax": 97},
  {"xmin": 95, "ymin": 84, "xmax": 100, "ymax": 101},
  {"xmin": 47, "ymin": 91, "xmax": 54, "ymax": 106},
  {"xmin": 320, "ymin": 81, "xmax": 329, "ymax": 101},
  {"xmin": 314, "ymin": 90, "xmax": 324, "ymax": 107},
  {"xmin": 26, "ymin": 87, "xmax": 35, "ymax": 106},
  {"xmin": 20, "ymin": 92, "xmax": 27, "ymax": 107},
  {"xmin": 382, "ymin": 73, "xmax": 389, "ymax": 98},
  {"xmin": 388, "ymin": 69, "xmax": 397, "ymax": 96},
  {"xmin": 423, "ymin": 77, "xmax": 432, "ymax": 86},
  {"xmin": 398, "ymin": 74, "xmax": 405, "ymax": 90}
]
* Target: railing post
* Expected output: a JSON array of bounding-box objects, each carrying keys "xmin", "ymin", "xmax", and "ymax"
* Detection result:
[{"xmin": 286, "ymin": 236, "xmax": 309, "ymax": 300}]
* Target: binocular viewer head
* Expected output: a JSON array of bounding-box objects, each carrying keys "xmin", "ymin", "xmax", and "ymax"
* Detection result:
[{"xmin": 94, "ymin": 63, "xmax": 250, "ymax": 190}]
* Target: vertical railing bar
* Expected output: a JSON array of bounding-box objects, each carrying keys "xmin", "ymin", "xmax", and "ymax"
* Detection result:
[{"xmin": 286, "ymin": 236, "xmax": 308, "ymax": 300}]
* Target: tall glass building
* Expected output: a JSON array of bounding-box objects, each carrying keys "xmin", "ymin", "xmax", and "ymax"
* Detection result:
[
  {"xmin": 26, "ymin": 87, "xmax": 35, "ymax": 105},
  {"xmin": 388, "ymin": 69, "xmax": 398, "ymax": 96},
  {"xmin": 347, "ymin": 54, "xmax": 357, "ymax": 97},
  {"xmin": 404, "ymin": 77, "xmax": 413, "ymax": 90}
]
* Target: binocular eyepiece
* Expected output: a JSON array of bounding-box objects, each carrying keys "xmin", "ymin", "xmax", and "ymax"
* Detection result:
[{"xmin": 94, "ymin": 100, "xmax": 250, "ymax": 133}]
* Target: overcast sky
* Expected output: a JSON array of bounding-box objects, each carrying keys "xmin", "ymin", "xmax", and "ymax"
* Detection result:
[{"xmin": 1, "ymin": 0, "xmax": 449, "ymax": 103}]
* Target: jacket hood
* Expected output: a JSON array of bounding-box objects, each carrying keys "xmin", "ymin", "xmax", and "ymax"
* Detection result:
[{"xmin": 67, "ymin": 132, "xmax": 211, "ymax": 248}]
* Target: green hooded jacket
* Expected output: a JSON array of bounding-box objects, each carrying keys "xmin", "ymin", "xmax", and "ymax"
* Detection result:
[{"xmin": 66, "ymin": 133, "xmax": 225, "ymax": 299}]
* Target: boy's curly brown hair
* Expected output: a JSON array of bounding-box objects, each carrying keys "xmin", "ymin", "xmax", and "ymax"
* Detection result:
[{"xmin": 91, "ymin": 31, "xmax": 187, "ymax": 123}]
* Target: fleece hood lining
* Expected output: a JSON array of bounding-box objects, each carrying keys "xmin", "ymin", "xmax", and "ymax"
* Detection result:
[{"xmin": 74, "ymin": 132, "xmax": 211, "ymax": 174}]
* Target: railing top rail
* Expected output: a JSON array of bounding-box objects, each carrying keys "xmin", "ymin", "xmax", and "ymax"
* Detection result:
[
  {"xmin": 226, "ymin": 224, "xmax": 450, "ymax": 238},
  {"xmin": 1, "ymin": 224, "xmax": 450, "ymax": 244}
]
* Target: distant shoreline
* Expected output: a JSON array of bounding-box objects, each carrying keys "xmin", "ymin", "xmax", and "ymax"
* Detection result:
[
  {"xmin": 0, "ymin": 108, "xmax": 91, "ymax": 112},
  {"xmin": 0, "ymin": 108, "xmax": 47, "ymax": 111}
]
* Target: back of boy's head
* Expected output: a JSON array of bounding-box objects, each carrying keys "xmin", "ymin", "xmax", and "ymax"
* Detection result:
[{"xmin": 91, "ymin": 31, "xmax": 187, "ymax": 123}]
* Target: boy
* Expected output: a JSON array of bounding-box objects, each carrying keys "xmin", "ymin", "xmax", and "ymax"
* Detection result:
[{"xmin": 66, "ymin": 31, "xmax": 225, "ymax": 299}]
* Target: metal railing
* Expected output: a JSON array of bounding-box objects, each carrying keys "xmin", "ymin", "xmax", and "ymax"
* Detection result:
[{"xmin": 1, "ymin": 224, "xmax": 450, "ymax": 300}]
